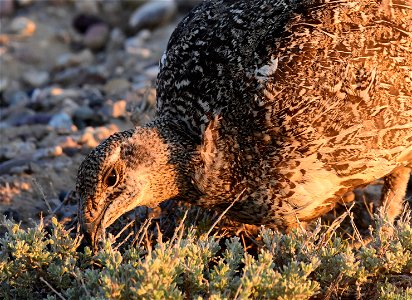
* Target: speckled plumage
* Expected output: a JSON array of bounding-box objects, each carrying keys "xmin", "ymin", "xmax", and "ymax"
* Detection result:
[{"xmin": 77, "ymin": 0, "xmax": 412, "ymax": 248}]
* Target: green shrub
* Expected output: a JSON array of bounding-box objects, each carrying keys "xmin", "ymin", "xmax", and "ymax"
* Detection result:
[{"xmin": 1, "ymin": 211, "xmax": 411, "ymax": 299}]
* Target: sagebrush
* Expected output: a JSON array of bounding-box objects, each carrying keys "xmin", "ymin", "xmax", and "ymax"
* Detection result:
[{"xmin": 1, "ymin": 210, "xmax": 411, "ymax": 299}]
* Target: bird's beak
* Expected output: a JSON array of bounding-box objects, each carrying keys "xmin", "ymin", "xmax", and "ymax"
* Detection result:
[
  {"xmin": 80, "ymin": 200, "xmax": 108, "ymax": 252},
  {"xmin": 83, "ymin": 220, "xmax": 105, "ymax": 252}
]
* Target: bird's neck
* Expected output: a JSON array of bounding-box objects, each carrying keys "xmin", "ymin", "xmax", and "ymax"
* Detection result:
[{"xmin": 145, "ymin": 118, "xmax": 204, "ymax": 201}]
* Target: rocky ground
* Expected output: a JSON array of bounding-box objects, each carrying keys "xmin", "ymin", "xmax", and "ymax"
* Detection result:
[
  {"xmin": 0, "ymin": 0, "xmax": 203, "ymax": 229},
  {"xmin": 0, "ymin": 0, "xmax": 411, "ymax": 236}
]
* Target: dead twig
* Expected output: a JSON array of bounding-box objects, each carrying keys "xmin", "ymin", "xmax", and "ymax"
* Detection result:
[{"xmin": 39, "ymin": 277, "xmax": 66, "ymax": 300}]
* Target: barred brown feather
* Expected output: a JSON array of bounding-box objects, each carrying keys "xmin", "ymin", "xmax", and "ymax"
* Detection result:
[{"xmin": 76, "ymin": 0, "xmax": 412, "ymax": 248}]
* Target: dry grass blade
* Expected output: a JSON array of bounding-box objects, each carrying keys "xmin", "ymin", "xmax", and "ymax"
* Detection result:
[
  {"xmin": 131, "ymin": 217, "xmax": 154, "ymax": 248},
  {"xmin": 43, "ymin": 194, "xmax": 72, "ymax": 227},
  {"xmin": 70, "ymin": 271, "xmax": 91, "ymax": 298},
  {"xmin": 169, "ymin": 209, "xmax": 189, "ymax": 246},
  {"xmin": 206, "ymin": 188, "xmax": 246, "ymax": 237},
  {"xmin": 113, "ymin": 219, "xmax": 136, "ymax": 240},
  {"xmin": 33, "ymin": 178, "xmax": 52, "ymax": 214},
  {"xmin": 113, "ymin": 231, "xmax": 136, "ymax": 251},
  {"xmin": 318, "ymin": 202, "xmax": 355, "ymax": 248},
  {"xmin": 323, "ymin": 273, "xmax": 343, "ymax": 300}
]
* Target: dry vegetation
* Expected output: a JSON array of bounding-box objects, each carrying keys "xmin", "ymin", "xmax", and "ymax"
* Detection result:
[
  {"xmin": 1, "ymin": 201, "xmax": 412, "ymax": 299},
  {"xmin": 1, "ymin": 1, "xmax": 412, "ymax": 299}
]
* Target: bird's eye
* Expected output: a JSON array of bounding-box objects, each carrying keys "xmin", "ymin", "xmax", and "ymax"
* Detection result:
[{"xmin": 104, "ymin": 168, "xmax": 118, "ymax": 187}]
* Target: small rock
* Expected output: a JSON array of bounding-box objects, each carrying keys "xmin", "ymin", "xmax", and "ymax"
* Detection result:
[
  {"xmin": 0, "ymin": 78, "xmax": 9, "ymax": 93},
  {"xmin": 102, "ymin": 100, "xmax": 127, "ymax": 118},
  {"xmin": 3, "ymin": 90, "xmax": 29, "ymax": 107},
  {"xmin": 4, "ymin": 109, "xmax": 37, "ymax": 126},
  {"xmin": 32, "ymin": 113, "xmax": 53, "ymax": 125},
  {"xmin": 9, "ymin": 16, "xmax": 36, "ymax": 36},
  {"xmin": 49, "ymin": 87, "xmax": 80, "ymax": 100},
  {"xmin": 129, "ymin": 0, "xmax": 177, "ymax": 31},
  {"xmin": 28, "ymin": 87, "xmax": 80, "ymax": 110},
  {"xmin": 124, "ymin": 30, "xmax": 152, "ymax": 56},
  {"xmin": 0, "ymin": 122, "xmax": 11, "ymax": 130},
  {"xmin": 101, "ymin": 1, "xmax": 124, "ymax": 24},
  {"xmin": 16, "ymin": 0, "xmax": 33, "ymax": 6},
  {"xmin": 128, "ymin": 47, "xmax": 151, "ymax": 58},
  {"xmin": 84, "ymin": 23, "xmax": 110, "ymax": 51},
  {"xmin": 8, "ymin": 165, "xmax": 31, "ymax": 174},
  {"xmin": 39, "ymin": 133, "xmax": 77, "ymax": 149},
  {"xmin": 2, "ymin": 124, "xmax": 51, "ymax": 142},
  {"xmin": 103, "ymin": 78, "xmax": 131, "ymax": 96},
  {"xmin": 29, "ymin": 88, "xmax": 44, "ymax": 103},
  {"xmin": 33, "ymin": 146, "xmax": 63, "ymax": 160},
  {"xmin": 22, "ymin": 70, "xmax": 50, "ymax": 87},
  {"xmin": 56, "ymin": 49, "xmax": 94, "ymax": 68},
  {"xmin": 53, "ymin": 67, "xmax": 106, "ymax": 86},
  {"xmin": 52, "ymin": 68, "xmax": 82, "ymax": 85},
  {"xmin": 0, "ymin": 140, "xmax": 36, "ymax": 159},
  {"xmin": 18, "ymin": 113, "xmax": 53, "ymax": 126},
  {"xmin": 107, "ymin": 28, "xmax": 126, "ymax": 51},
  {"xmin": 92, "ymin": 64, "xmax": 110, "ymax": 79},
  {"xmin": 131, "ymin": 74, "xmax": 149, "ymax": 89},
  {"xmin": 144, "ymin": 65, "xmax": 159, "ymax": 80},
  {"xmin": 75, "ymin": 1, "xmax": 99, "ymax": 15},
  {"xmin": 82, "ymin": 88, "xmax": 105, "ymax": 107},
  {"xmin": 73, "ymin": 105, "xmax": 96, "ymax": 121},
  {"xmin": 13, "ymin": 46, "xmax": 42, "ymax": 64},
  {"xmin": 61, "ymin": 98, "xmax": 80, "ymax": 117},
  {"xmin": 93, "ymin": 124, "xmax": 119, "ymax": 142},
  {"xmin": 63, "ymin": 146, "xmax": 80, "ymax": 157},
  {"xmin": 48, "ymin": 112, "xmax": 75, "ymax": 132},
  {"xmin": 0, "ymin": 0, "xmax": 14, "ymax": 17},
  {"xmin": 78, "ymin": 127, "xmax": 99, "ymax": 148}
]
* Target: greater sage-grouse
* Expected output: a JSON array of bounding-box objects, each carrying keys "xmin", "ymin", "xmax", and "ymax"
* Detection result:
[{"xmin": 77, "ymin": 0, "xmax": 412, "ymax": 248}]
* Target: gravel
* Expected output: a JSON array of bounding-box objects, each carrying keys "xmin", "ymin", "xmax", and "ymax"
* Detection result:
[{"xmin": 0, "ymin": 0, "xmax": 189, "ymax": 225}]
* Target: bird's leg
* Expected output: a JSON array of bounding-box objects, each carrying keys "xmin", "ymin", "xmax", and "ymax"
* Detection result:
[
  {"xmin": 350, "ymin": 167, "xmax": 410, "ymax": 249},
  {"xmin": 379, "ymin": 166, "xmax": 411, "ymax": 223}
]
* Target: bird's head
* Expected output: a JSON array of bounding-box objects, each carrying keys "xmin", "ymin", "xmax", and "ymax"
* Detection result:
[{"xmin": 76, "ymin": 127, "xmax": 181, "ymax": 250}]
